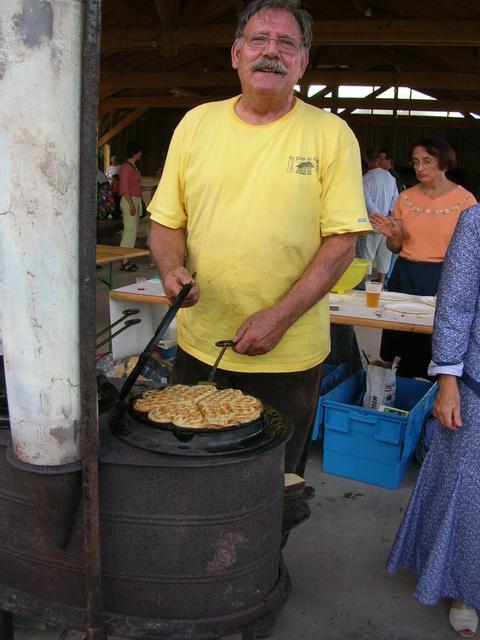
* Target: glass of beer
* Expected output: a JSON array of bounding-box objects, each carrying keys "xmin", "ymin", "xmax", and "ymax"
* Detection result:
[{"xmin": 365, "ymin": 281, "xmax": 382, "ymax": 307}]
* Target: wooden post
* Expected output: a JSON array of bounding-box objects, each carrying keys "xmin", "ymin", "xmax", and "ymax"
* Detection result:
[
  {"xmin": 104, "ymin": 143, "xmax": 111, "ymax": 173},
  {"xmin": 0, "ymin": 611, "xmax": 13, "ymax": 640}
]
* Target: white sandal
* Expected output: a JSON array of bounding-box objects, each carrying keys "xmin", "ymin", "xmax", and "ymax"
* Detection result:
[{"xmin": 449, "ymin": 603, "xmax": 478, "ymax": 638}]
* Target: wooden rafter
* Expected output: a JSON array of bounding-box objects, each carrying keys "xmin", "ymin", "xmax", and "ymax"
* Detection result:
[
  {"xmin": 99, "ymin": 95, "xmax": 480, "ymax": 113},
  {"xmin": 101, "ymin": 21, "xmax": 480, "ymax": 51},
  {"xmin": 346, "ymin": 113, "xmax": 480, "ymax": 128},
  {"xmin": 153, "ymin": 0, "xmax": 172, "ymax": 27},
  {"xmin": 308, "ymin": 97, "xmax": 480, "ymax": 112},
  {"xmin": 100, "ymin": 96, "xmax": 221, "ymax": 112},
  {"xmin": 100, "ymin": 70, "xmax": 480, "ymax": 92},
  {"xmin": 351, "ymin": 0, "xmax": 370, "ymax": 17},
  {"xmin": 178, "ymin": 0, "xmax": 197, "ymax": 23},
  {"xmin": 98, "ymin": 107, "xmax": 148, "ymax": 147},
  {"xmin": 337, "ymin": 86, "xmax": 388, "ymax": 116}
]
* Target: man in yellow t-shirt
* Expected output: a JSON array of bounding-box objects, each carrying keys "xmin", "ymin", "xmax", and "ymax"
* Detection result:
[{"xmin": 148, "ymin": 0, "xmax": 370, "ymax": 476}]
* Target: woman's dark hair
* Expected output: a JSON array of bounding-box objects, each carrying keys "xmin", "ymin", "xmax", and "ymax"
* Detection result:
[
  {"xmin": 235, "ymin": 0, "xmax": 313, "ymax": 51},
  {"xmin": 410, "ymin": 137, "xmax": 457, "ymax": 171},
  {"xmin": 125, "ymin": 141, "xmax": 143, "ymax": 160}
]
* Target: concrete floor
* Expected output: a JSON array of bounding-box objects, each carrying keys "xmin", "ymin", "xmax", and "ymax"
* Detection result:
[{"xmin": 13, "ymin": 258, "xmax": 453, "ymax": 639}]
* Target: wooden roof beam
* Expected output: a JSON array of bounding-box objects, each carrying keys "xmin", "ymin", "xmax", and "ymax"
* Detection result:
[
  {"xmin": 345, "ymin": 113, "xmax": 480, "ymax": 128},
  {"xmin": 100, "ymin": 70, "xmax": 480, "ymax": 92},
  {"xmin": 100, "ymin": 96, "xmax": 220, "ymax": 112},
  {"xmin": 310, "ymin": 98, "xmax": 480, "ymax": 111},
  {"xmin": 98, "ymin": 108, "xmax": 148, "ymax": 146},
  {"xmin": 101, "ymin": 21, "xmax": 480, "ymax": 51},
  {"xmin": 351, "ymin": 0, "xmax": 371, "ymax": 18},
  {"xmin": 338, "ymin": 85, "xmax": 388, "ymax": 116},
  {"xmin": 99, "ymin": 95, "xmax": 480, "ymax": 113},
  {"xmin": 153, "ymin": 0, "xmax": 172, "ymax": 27}
]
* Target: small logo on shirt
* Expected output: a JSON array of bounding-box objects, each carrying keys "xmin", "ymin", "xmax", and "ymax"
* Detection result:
[{"xmin": 287, "ymin": 156, "xmax": 319, "ymax": 175}]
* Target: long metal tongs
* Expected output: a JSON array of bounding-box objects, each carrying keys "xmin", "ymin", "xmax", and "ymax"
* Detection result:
[{"xmin": 117, "ymin": 279, "xmax": 195, "ymax": 402}]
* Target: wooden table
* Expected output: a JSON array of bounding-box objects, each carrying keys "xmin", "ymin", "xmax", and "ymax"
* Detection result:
[
  {"xmin": 109, "ymin": 289, "xmax": 169, "ymax": 305},
  {"xmin": 96, "ymin": 245, "xmax": 150, "ymax": 289},
  {"xmin": 109, "ymin": 284, "xmax": 435, "ymax": 335},
  {"xmin": 329, "ymin": 291, "xmax": 434, "ymax": 334}
]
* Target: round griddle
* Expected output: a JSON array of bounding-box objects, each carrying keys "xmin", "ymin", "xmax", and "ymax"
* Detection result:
[
  {"xmin": 129, "ymin": 393, "xmax": 265, "ymax": 442},
  {"xmin": 110, "ymin": 388, "xmax": 289, "ymax": 456}
]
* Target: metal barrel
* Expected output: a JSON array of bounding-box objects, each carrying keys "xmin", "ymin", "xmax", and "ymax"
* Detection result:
[{"xmin": 0, "ymin": 424, "xmax": 288, "ymax": 637}]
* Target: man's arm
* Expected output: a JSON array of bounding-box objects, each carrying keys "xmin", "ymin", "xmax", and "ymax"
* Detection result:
[
  {"xmin": 389, "ymin": 183, "xmax": 399, "ymax": 212},
  {"xmin": 233, "ymin": 232, "xmax": 356, "ymax": 356},
  {"xmin": 363, "ymin": 182, "xmax": 379, "ymax": 216},
  {"xmin": 149, "ymin": 221, "xmax": 199, "ymax": 306}
]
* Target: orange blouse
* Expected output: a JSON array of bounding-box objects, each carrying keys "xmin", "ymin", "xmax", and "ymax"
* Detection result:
[{"xmin": 392, "ymin": 184, "xmax": 476, "ymax": 262}]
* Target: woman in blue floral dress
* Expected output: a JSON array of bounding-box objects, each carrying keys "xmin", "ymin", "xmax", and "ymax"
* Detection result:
[{"xmin": 387, "ymin": 204, "xmax": 480, "ymax": 637}]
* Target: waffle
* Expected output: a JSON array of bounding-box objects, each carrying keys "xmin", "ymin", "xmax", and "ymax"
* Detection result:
[
  {"xmin": 201, "ymin": 397, "xmax": 263, "ymax": 427},
  {"xmin": 133, "ymin": 384, "xmax": 262, "ymax": 429}
]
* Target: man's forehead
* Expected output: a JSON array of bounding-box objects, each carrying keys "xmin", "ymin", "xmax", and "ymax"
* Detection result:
[{"xmin": 245, "ymin": 8, "xmax": 302, "ymax": 36}]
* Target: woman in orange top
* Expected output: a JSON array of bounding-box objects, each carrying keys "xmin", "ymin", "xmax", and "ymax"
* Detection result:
[{"xmin": 372, "ymin": 138, "xmax": 476, "ymax": 378}]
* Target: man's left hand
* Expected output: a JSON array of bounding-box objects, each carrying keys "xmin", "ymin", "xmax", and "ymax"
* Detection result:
[{"xmin": 233, "ymin": 308, "xmax": 288, "ymax": 356}]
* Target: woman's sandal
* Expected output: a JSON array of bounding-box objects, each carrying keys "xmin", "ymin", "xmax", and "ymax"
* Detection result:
[
  {"xmin": 449, "ymin": 603, "xmax": 478, "ymax": 637},
  {"xmin": 120, "ymin": 262, "xmax": 138, "ymax": 272}
]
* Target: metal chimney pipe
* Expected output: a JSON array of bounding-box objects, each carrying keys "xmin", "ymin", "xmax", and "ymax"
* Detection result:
[
  {"xmin": 78, "ymin": 0, "xmax": 105, "ymax": 637},
  {"xmin": 0, "ymin": 0, "xmax": 83, "ymax": 466}
]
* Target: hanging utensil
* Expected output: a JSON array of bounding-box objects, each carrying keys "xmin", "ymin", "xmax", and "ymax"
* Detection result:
[
  {"xmin": 95, "ymin": 308, "xmax": 139, "ymax": 339},
  {"xmin": 95, "ymin": 318, "xmax": 142, "ymax": 350}
]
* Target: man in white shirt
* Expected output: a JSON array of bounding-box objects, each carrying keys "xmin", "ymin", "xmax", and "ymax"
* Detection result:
[
  {"xmin": 106, "ymin": 155, "xmax": 121, "ymax": 181},
  {"xmin": 357, "ymin": 147, "xmax": 398, "ymax": 283}
]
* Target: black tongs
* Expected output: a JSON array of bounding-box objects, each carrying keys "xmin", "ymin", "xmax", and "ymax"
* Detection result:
[{"xmin": 117, "ymin": 279, "xmax": 195, "ymax": 402}]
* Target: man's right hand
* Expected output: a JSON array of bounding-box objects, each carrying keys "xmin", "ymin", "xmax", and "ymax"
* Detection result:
[{"xmin": 163, "ymin": 267, "xmax": 200, "ymax": 307}]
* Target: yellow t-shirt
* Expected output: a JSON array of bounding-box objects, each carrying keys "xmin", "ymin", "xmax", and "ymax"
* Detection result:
[{"xmin": 149, "ymin": 96, "xmax": 370, "ymax": 372}]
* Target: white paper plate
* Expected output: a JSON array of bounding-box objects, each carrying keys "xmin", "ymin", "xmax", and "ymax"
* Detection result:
[
  {"xmin": 380, "ymin": 292, "xmax": 410, "ymax": 302},
  {"xmin": 419, "ymin": 296, "xmax": 436, "ymax": 307},
  {"xmin": 384, "ymin": 301, "xmax": 434, "ymax": 315}
]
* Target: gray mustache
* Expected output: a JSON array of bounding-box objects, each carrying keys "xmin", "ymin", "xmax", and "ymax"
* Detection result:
[{"xmin": 249, "ymin": 57, "xmax": 288, "ymax": 75}]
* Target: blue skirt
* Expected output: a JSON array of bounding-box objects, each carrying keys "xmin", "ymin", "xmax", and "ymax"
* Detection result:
[
  {"xmin": 387, "ymin": 257, "xmax": 443, "ymax": 296},
  {"xmin": 380, "ymin": 257, "xmax": 443, "ymax": 377},
  {"xmin": 387, "ymin": 382, "xmax": 480, "ymax": 608}
]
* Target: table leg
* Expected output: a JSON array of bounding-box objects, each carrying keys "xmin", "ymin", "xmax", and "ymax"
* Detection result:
[
  {"xmin": 0, "ymin": 611, "xmax": 13, "ymax": 640},
  {"xmin": 95, "ymin": 263, "xmax": 114, "ymax": 290}
]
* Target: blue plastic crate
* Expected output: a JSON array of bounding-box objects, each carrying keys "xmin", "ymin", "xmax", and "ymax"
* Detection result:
[
  {"xmin": 311, "ymin": 363, "xmax": 349, "ymax": 442},
  {"xmin": 320, "ymin": 370, "xmax": 438, "ymax": 489}
]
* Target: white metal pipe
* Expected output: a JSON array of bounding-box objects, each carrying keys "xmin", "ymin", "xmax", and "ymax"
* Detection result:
[{"xmin": 0, "ymin": 0, "xmax": 82, "ymax": 465}]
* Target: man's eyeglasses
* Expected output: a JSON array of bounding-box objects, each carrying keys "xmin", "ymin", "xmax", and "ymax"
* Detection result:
[
  {"xmin": 409, "ymin": 158, "xmax": 436, "ymax": 168},
  {"xmin": 243, "ymin": 33, "xmax": 301, "ymax": 54}
]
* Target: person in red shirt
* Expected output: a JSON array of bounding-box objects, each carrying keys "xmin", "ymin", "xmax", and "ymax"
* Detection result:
[{"xmin": 119, "ymin": 141, "xmax": 143, "ymax": 271}]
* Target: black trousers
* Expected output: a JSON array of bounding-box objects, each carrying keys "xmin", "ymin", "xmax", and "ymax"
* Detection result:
[{"xmin": 170, "ymin": 347, "xmax": 322, "ymax": 476}]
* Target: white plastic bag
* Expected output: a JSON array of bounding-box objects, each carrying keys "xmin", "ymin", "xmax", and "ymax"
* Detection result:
[{"xmin": 363, "ymin": 357, "xmax": 400, "ymax": 410}]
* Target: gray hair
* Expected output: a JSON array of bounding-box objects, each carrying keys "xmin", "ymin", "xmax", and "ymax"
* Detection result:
[{"xmin": 235, "ymin": 0, "xmax": 313, "ymax": 52}]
